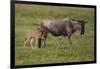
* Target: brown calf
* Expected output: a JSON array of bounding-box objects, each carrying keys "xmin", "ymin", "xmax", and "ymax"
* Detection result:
[{"xmin": 24, "ymin": 28, "xmax": 42, "ymax": 49}]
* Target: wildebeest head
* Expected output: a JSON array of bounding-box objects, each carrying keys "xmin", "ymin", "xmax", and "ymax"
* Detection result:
[
  {"xmin": 77, "ymin": 20, "xmax": 87, "ymax": 35},
  {"xmin": 70, "ymin": 19, "xmax": 87, "ymax": 35}
]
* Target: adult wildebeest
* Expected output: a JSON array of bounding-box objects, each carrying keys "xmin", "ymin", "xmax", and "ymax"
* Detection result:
[{"xmin": 40, "ymin": 18, "xmax": 86, "ymax": 48}]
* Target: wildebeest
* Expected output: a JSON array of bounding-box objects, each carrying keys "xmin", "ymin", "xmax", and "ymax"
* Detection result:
[
  {"xmin": 40, "ymin": 18, "xmax": 86, "ymax": 47},
  {"xmin": 23, "ymin": 28, "xmax": 43, "ymax": 49}
]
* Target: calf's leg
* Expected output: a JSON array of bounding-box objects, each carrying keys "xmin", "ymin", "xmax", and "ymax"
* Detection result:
[
  {"xmin": 24, "ymin": 38, "xmax": 29, "ymax": 47},
  {"xmin": 30, "ymin": 38, "xmax": 34, "ymax": 49}
]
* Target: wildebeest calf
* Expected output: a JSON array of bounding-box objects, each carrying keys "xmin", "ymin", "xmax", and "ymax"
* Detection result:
[{"xmin": 24, "ymin": 28, "xmax": 42, "ymax": 49}]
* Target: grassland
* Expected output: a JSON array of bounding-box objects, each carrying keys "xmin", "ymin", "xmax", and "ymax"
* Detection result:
[{"xmin": 15, "ymin": 4, "xmax": 95, "ymax": 66}]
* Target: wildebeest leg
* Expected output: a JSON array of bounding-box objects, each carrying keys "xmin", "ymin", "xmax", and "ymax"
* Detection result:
[
  {"xmin": 55, "ymin": 39, "xmax": 60, "ymax": 46},
  {"xmin": 54, "ymin": 37, "xmax": 61, "ymax": 46},
  {"xmin": 42, "ymin": 39, "xmax": 45, "ymax": 48},
  {"xmin": 41, "ymin": 34, "xmax": 48, "ymax": 48},
  {"xmin": 35, "ymin": 38, "xmax": 38, "ymax": 49},
  {"xmin": 38, "ymin": 38, "xmax": 41, "ymax": 48},
  {"xmin": 41, "ymin": 38, "xmax": 45, "ymax": 48},
  {"xmin": 30, "ymin": 38, "xmax": 34, "ymax": 49},
  {"xmin": 43, "ymin": 33, "xmax": 48, "ymax": 48},
  {"xmin": 68, "ymin": 35, "xmax": 72, "ymax": 44},
  {"xmin": 59, "ymin": 37, "xmax": 66, "ymax": 47}
]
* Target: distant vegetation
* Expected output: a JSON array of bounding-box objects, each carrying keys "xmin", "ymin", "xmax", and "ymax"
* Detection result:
[{"xmin": 15, "ymin": 4, "xmax": 95, "ymax": 65}]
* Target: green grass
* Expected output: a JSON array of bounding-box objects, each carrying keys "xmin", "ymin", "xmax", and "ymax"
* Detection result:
[{"xmin": 15, "ymin": 4, "xmax": 95, "ymax": 66}]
